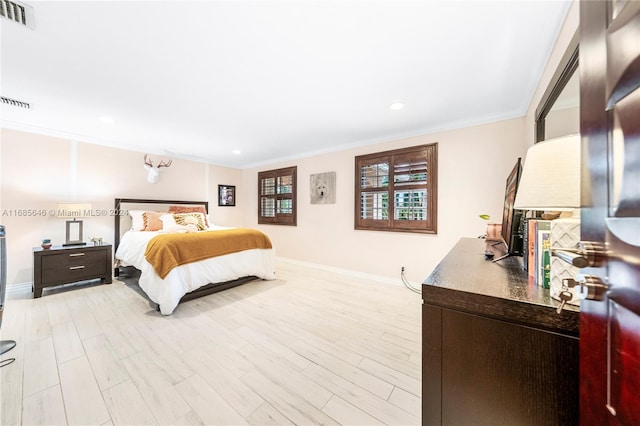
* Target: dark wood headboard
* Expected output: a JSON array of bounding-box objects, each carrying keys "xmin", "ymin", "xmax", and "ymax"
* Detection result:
[{"xmin": 114, "ymin": 198, "xmax": 209, "ymax": 252}]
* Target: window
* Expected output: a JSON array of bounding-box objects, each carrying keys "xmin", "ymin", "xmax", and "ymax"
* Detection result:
[
  {"xmin": 258, "ymin": 166, "xmax": 297, "ymax": 225},
  {"xmin": 355, "ymin": 144, "xmax": 437, "ymax": 233}
]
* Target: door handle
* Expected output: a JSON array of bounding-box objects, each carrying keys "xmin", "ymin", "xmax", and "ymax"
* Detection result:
[
  {"xmin": 551, "ymin": 241, "xmax": 606, "ymax": 268},
  {"xmin": 551, "ymin": 249, "xmax": 590, "ymax": 268},
  {"xmin": 572, "ymin": 274, "xmax": 608, "ymax": 301}
]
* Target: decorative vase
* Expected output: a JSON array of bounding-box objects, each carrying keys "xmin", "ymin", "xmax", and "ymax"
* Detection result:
[
  {"xmin": 41, "ymin": 239, "xmax": 52, "ymax": 250},
  {"xmin": 485, "ymin": 223, "xmax": 502, "ymax": 241}
]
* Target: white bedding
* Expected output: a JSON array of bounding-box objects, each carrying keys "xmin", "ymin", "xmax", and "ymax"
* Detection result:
[{"xmin": 115, "ymin": 226, "xmax": 276, "ymax": 315}]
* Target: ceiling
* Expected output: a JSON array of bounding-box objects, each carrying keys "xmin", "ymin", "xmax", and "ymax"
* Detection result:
[{"xmin": 1, "ymin": 1, "xmax": 571, "ymax": 168}]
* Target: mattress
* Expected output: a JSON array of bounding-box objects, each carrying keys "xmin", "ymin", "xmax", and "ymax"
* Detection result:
[{"xmin": 115, "ymin": 226, "xmax": 276, "ymax": 314}]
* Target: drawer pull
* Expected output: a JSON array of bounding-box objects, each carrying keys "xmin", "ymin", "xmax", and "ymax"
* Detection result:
[
  {"xmin": 69, "ymin": 253, "xmax": 85, "ymax": 257},
  {"xmin": 69, "ymin": 266, "xmax": 85, "ymax": 270}
]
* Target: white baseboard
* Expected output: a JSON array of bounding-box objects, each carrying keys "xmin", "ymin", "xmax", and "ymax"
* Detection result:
[
  {"xmin": 276, "ymin": 256, "xmax": 419, "ymax": 287},
  {"xmin": 6, "ymin": 281, "xmax": 33, "ymax": 299}
]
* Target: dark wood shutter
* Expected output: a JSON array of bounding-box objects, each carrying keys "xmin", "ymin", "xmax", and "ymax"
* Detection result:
[
  {"xmin": 355, "ymin": 144, "xmax": 437, "ymax": 233},
  {"xmin": 258, "ymin": 166, "xmax": 297, "ymax": 226}
]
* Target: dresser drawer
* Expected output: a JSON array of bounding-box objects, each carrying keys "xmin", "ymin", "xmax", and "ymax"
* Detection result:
[{"xmin": 41, "ymin": 250, "xmax": 105, "ymax": 270}]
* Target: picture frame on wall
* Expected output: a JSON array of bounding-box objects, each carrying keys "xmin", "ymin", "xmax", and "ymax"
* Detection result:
[{"xmin": 218, "ymin": 185, "xmax": 236, "ymax": 206}]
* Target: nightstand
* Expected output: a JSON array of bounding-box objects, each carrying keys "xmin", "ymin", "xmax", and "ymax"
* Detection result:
[{"xmin": 33, "ymin": 243, "xmax": 112, "ymax": 298}]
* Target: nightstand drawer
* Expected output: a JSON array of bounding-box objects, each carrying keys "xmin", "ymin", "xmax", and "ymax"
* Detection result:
[
  {"xmin": 42, "ymin": 261, "xmax": 107, "ymax": 284},
  {"xmin": 41, "ymin": 250, "xmax": 105, "ymax": 270}
]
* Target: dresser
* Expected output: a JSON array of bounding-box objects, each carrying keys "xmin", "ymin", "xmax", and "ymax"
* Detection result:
[
  {"xmin": 422, "ymin": 238, "xmax": 579, "ymax": 425},
  {"xmin": 33, "ymin": 244, "xmax": 112, "ymax": 297}
]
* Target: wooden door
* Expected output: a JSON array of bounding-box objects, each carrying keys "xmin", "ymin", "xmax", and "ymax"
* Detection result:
[{"xmin": 580, "ymin": 1, "xmax": 640, "ymax": 424}]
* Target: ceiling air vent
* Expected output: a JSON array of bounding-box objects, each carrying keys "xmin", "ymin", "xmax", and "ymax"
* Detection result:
[
  {"xmin": 0, "ymin": 0, "xmax": 34, "ymax": 29},
  {"xmin": 1, "ymin": 96, "xmax": 31, "ymax": 109}
]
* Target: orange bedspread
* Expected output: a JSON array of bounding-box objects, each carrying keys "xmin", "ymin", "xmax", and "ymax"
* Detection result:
[{"xmin": 144, "ymin": 228, "xmax": 272, "ymax": 279}]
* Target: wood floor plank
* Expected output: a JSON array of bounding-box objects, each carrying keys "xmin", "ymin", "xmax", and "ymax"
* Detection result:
[
  {"xmin": 241, "ymin": 369, "xmax": 339, "ymax": 426},
  {"xmin": 120, "ymin": 351, "xmax": 191, "ymax": 423},
  {"xmin": 59, "ymin": 356, "xmax": 111, "ymax": 426},
  {"xmin": 239, "ymin": 344, "xmax": 333, "ymax": 410},
  {"xmin": 102, "ymin": 380, "xmax": 158, "ymax": 426},
  {"xmin": 303, "ymin": 363, "xmax": 420, "ymax": 425},
  {"xmin": 23, "ymin": 337, "xmax": 58, "ymax": 397},
  {"xmin": 182, "ymin": 346, "xmax": 264, "ymax": 417},
  {"xmin": 175, "ymin": 374, "xmax": 249, "ymax": 425},
  {"xmin": 358, "ymin": 356, "xmax": 421, "ymax": 396},
  {"xmin": 51, "ymin": 320, "xmax": 84, "ymax": 364},
  {"xmin": 322, "ymin": 395, "xmax": 385, "ymax": 426},
  {"xmin": 246, "ymin": 402, "xmax": 295, "ymax": 426},
  {"xmin": 290, "ymin": 340, "xmax": 394, "ymax": 400},
  {"xmin": 21, "ymin": 384, "xmax": 67, "ymax": 425},
  {"xmin": 23, "ymin": 300, "xmax": 51, "ymax": 343},
  {"xmin": 389, "ymin": 386, "xmax": 422, "ymax": 415},
  {"xmin": 134, "ymin": 321, "xmax": 195, "ymax": 385},
  {"xmin": 83, "ymin": 334, "xmax": 131, "ymax": 391},
  {"xmin": 236, "ymin": 325, "xmax": 311, "ymax": 371},
  {"xmin": 45, "ymin": 295, "xmax": 73, "ymax": 326}
]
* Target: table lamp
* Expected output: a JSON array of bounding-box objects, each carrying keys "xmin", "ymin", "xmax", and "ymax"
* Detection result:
[
  {"xmin": 57, "ymin": 202, "xmax": 92, "ymax": 246},
  {"xmin": 513, "ymin": 134, "xmax": 580, "ymax": 216}
]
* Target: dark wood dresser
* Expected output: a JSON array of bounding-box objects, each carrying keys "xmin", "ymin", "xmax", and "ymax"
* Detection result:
[
  {"xmin": 33, "ymin": 243, "xmax": 112, "ymax": 297},
  {"xmin": 422, "ymin": 238, "xmax": 579, "ymax": 426}
]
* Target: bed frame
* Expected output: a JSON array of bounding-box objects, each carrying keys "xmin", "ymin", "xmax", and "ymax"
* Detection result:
[{"xmin": 113, "ymin": 198, "xmax": 258, "ymax": 305}]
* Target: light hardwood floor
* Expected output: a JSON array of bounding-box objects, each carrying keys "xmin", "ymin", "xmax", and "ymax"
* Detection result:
[{"xmin": 0, "ymin": 260, "xmax": 422, "ymax": 425}]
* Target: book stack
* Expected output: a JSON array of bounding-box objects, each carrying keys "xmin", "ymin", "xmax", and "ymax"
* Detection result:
[{"xmin": 526, "ymin": 219, "xmax": 552, "ymax": 288}]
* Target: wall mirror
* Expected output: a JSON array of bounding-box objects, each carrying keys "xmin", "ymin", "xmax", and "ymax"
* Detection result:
[{"xmin": 535, "ymin": 30, "xmax": 579, "ymax": 142}]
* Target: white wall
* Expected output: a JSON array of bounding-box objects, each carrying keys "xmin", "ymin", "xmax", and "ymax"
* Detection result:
[
  {"xmin": 0, "ymin": 128, "xmax": 242, "ymax": 286},
  {"xmin": 243, "ymin": 117, "xmax": 526, "ymax": 283}
]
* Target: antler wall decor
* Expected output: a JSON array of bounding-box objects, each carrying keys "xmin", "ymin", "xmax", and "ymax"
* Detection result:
[{"xmin": 143, "ymin": 154, "xmax": 172, "ymax": 184}]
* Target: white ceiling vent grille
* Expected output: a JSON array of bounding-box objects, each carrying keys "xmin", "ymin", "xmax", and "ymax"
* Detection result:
[
  {"xmin": 0, "ymin": 0, "xmax": 34, "ymax": 29},
  {"xmin": 1, "ymin": 96, "xmax": 31, "ymax": 109}
]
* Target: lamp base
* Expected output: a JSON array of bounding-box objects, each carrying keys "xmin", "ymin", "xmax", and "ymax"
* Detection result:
[{"xmin": 0, "ymin": 340, "xmax": 16, "ymax": 355}]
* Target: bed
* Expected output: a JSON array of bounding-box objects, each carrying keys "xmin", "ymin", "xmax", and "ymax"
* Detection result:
[{"xmin": 113, "ymin": 198, "xmax": 276, "ymax": 315}]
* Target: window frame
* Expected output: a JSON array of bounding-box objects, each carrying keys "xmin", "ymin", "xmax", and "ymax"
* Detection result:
[
  {"xmin": 354, "ymin": 143, "xmax": 437, "ymax": 234},
  {"xmin": 258, "ymin": 166, "xmax": 297, "ymax": 226}
]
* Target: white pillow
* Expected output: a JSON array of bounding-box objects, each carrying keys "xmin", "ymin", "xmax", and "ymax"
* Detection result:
[{"xmin": 128, "ymin": 210, "xmax": 146, "ymax": 231}]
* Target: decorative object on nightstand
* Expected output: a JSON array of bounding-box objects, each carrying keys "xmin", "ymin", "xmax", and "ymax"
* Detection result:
[
  {"xmin": 57, "ymin": 202, "xmax": 92, "ymax": 246},
  {"xmin": 32, "ymin": 243, "xmax": 112, "ymax": 298},
  {"xmin": 41, "ymin": 239, "xmax": 52, "ymax": 249},
  {"xmin": 514, "ymin": 134, "xmax": 581, "ymax": 303}
]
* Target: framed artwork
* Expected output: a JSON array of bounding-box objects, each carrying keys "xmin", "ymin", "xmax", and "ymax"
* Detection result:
[
  {"xmin": 310, "ymin": 171, "xmax": 336, "ymax": 204},
  {"xmin": 218, "ymin": 185, "xmax": 236, "ymax": 206}
]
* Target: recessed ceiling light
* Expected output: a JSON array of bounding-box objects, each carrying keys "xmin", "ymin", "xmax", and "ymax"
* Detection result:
[
  {"xmin": 99, "ymin": 116, "xmax": 115, "ymax": 124},
  {"xmin": 389, "ymin": 102, "xmax": 405, "ymax": 110},
  {"xmin": 232, "ymin": 149, "xmax": 241, "ymax": 155}
]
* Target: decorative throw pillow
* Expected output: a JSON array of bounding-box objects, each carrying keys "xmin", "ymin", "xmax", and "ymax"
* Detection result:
[
  {"xmin": 172, "ymin": 213, "xmax": 206, "ymax": 231},
  {"xmin": 168, "ymin": 205, "xmax": 210, "ymax": 227},
  {"xmin": 142, "ymin": 211, "xmax": 165, "ymax": 231}
]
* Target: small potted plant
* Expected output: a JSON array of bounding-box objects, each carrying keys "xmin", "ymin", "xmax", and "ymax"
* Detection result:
[
  {"xmin": 479, "ymin": 214, "xmax": 501, "ymax": 241},
  {"xmin": 41, "ymin": 239, "xmax": 52, "ymax": 249}
]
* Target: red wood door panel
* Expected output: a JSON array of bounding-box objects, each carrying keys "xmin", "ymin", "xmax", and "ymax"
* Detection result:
[{"xmin": 580, "ymin": 1, "xmax": 640, "ymax": 424}]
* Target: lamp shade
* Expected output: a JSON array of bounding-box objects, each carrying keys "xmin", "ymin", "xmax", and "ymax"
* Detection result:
[
  {"xmin": 513, "ymin": 134, "xmax": 580, "ymax": 211},
  {"xmin": 56, "ymin": 203, "xmax": 92, "ymax": 218}
]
